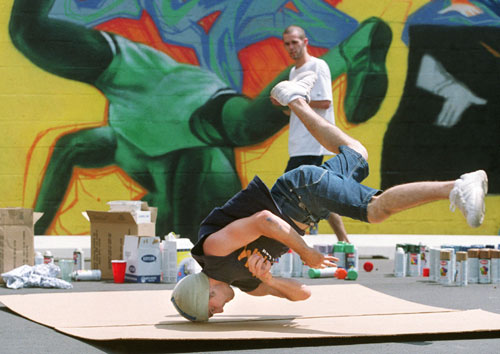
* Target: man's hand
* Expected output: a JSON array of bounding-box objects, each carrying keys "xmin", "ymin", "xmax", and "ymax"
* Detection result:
[
  {"xmin": 248, "ymin": 254, "xmax": 273, "ymax": 282},
  {"xmin": 300, "ymin": 247, "xmax": 338, "ymax": 269}
]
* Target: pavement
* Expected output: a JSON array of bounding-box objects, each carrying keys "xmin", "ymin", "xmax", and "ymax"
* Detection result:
[{"xmin": 1, "ymin": 258, "xmax": 500, "ymax": 354}]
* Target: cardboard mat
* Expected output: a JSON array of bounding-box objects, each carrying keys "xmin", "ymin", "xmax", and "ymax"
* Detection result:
[{"xmin": 1, "ymin": 284, "xmax": 499, "ymax": 341}]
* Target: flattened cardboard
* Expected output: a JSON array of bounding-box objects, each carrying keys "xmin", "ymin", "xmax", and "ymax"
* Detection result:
[
  {"xmin": 0, "ymin": 208, "xmax": 42, "ymax": 276},
  {"xmin": 2, "ymin": 284, "xmax": 500, "ymax": 341},
  {"xmin": 60, "ymin": 310, "xmax": 500, "ymax": 341},
  {"xmin": 86, "ymin": 206, "xmax": 156, "ymax": 280},
  {"xmin": 0, "ymin": 285, "xmax": 445, "ymax": 327}
]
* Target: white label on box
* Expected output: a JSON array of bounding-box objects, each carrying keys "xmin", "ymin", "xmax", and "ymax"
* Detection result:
[
  {"xmin": 133, "ymin": 210, "xmax": 151, "ymax": 224},
  {"xmin": 123, "ymin": 235, "xmax": 161, "ymax": 283}
]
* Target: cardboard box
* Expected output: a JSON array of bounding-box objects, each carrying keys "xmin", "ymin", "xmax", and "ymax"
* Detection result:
[
  {"xmin": 123, "ymin": 236, "xmax": 161, "ymax": 283},
  {"xmin": 86, "ymin": 202, "xmax": 157, "ymax": 280},
  {"xmin": 0, "ymin": 208, "xmax": 42, "ymax": 276},
  {"xmin": 107, "ymin": 201, "xmax": 151, "ymax": 223}
]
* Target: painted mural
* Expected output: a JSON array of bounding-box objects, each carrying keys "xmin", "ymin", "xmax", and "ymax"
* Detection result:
[{"xmin": 2, "ymin": 0, "xmax": 499, "ymax": 242}]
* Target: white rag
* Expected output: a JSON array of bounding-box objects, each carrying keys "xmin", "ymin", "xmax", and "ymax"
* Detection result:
[{"xmin": 1, "ymin": 263, "xmax": 73, "ymax": 289}]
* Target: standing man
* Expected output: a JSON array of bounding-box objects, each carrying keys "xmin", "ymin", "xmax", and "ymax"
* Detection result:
[{"xmin": 279, "ymin": 25, "xmax": 349, "ymax": 241}]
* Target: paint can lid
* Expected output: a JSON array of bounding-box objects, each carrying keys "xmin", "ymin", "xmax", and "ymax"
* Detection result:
[
  {"xmin": 467, "ymin": 248, "xmax": 480, "ymax": 258},
  {"xmin": 308, "ymin": 268, "xmax": 320, "ymax": 278},
  {"xmin": 344, "ymin": 244, "xmax": 355, "ymax": 253},
  {"xmin": 490, "ymin": 249, "xmax": 500, "ymax": 259},
  {"xmin": 334, "ymin": 243, "xmax": 345, "ymax": 252},
  {"xmin": 346, "ymin": 268, "xmax": 358, "ymax": 280},
  {"xmin": 440, "ymin": 250, "xmax": 451, "ymax": 260},
  {"xmin": 335, "ymin": 268, "xmax": 347, "ymax": 279},
  {"xmin": 479, "ymin": 249, "xmax": 491, "ymax": 259},
  {"xmin": 456, "ymin": 251, "xmax": 468, "ymax": 261}
]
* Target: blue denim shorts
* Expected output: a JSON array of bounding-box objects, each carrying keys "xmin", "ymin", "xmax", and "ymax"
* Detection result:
[{"xmin": 271, "ymin": 146, "xmax": 380, "ymax": 224}]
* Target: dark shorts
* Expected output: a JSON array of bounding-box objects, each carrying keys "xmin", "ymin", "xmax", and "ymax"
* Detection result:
[
  {"xmin": 271, "ymin": 146, "xmax": 381, "ymax": 224},
  {"xmin": 284, "ymin": 155, "xmax": 324, "ymax": 172}
]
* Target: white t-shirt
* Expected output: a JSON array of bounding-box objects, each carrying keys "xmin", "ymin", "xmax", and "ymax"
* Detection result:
[{"xmin": 288, "ymin": 56, "xmax": 335, "ymax": 157}]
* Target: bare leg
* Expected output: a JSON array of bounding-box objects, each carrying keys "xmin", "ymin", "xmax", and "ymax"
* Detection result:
[
  {"xmin": 327, "ymin": 213, "xmax": 349, "ymax": 243},
  {"xmin": 288, "ymin": 99, "xmax": 368, "ymax": 160},
  {"xmin": 367, "ymin": 181, "xmax": 454, "ymax": 224}
]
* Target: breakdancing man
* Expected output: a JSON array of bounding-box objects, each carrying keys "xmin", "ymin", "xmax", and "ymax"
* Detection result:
[{"xmin": 171, "ymin": 72, "xmax": 488, "ymax": 322}]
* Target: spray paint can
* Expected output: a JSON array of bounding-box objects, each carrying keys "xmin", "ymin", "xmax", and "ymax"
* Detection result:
[
  {"xmin": 73, "ymin": 248, "xmax": 84, "ymax": 271},
  {"xmin": 161, "ymin": 233, "xmax": 177, "ymax": 283},
  {"xmin": 467, "ymin": 248, "xmax": 480, "ymax": 284},
  {"xmin": 292, "ymin": 251, "xmax": 303, "ymax": 277},
  {"xmin": 407, "ymin": 244, "xmax": 420, "ymax": 277},
  {"xmin": 34, "ymin": 251, "xmax": 44, "ymax": 265},
  {"xmin": 314, "ymin": 244, "xmax": 331, "ymax": 260},
  {"xmin": 442, "ymin": 247, "xmax": 456, "ymax": 281},
  {"xmin": 308, "ymin": 267, "xmax": 337, "ymax": 278},
  {"xmin": 439, "ymin": 250, "xmax": 453, "ymax": 285},
  {"xmin": 491, "ymin": 249, "xmax": 500, "ymax": 284},
  {"xmin": 394, "ymin": 247, "xmax": 406, "ymax": 277},
  {"xmin": 302, "ymin": 265, "xmax": 310, "ymax": 278},
  {"xmin": 271, "ymin": 257, "xmax": 282, "ymax": 277},
  {"xmin": 344, "ymin": 244, "xmax": 357, "ymax": 271},
  {"xmin": 333, "ymin": 242, "xmax": 346, "ymax": 269},
  {"xmin": 479, "ymin": 249, "xmax": 491, "ymax": 284},
  {"xmin": 455, "ymin": 251, "xmax": 468, "ymax": 286},
  {"xmin": 43, "ymin": 250, "xmax": 54, "ymax": 264},
  {"xmin": 71, "ymin": 269, "xmax": 102, "ymax": 281},
  {"xmin": 394, "ymin": 244, "xmax": 406, "ymax": 275},
  {"xmin": 429, "ymin": 248, "xmax": 440, "ymax": 282},
  {"xmin": 419, "ymin": 244, "xmax": 428, "ymax": 276},
  {"xmin": 280, "ymin": 249, "xmax": 293, "ymax": 278}
]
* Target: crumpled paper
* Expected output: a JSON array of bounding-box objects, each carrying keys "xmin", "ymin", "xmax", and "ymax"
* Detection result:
[{"xmin": 1, "ymin": 263, "xmax": 73, "ymax": 289}]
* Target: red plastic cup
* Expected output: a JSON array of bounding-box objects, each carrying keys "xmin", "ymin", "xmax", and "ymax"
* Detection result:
[
  {"xmin": 422, "ymin": 267, "xmax": 430, "ymax": 277},
  {"xmin": 111, "ymin": 260, "xmax": 127, "ymax": 283}
]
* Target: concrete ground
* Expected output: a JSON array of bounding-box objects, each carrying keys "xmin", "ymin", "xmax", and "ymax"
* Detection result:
[{"xmin": 1, "ymin": 258, "xmax": 500, "ymax": 354}]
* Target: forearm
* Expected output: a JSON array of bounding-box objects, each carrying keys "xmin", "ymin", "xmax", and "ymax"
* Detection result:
[
  {"xmin": 257, "ymin": 211, "xmax": 312, "ymax": 259},
  {"xmin": 288, "ymin": 99, "xmax": 368, "ymax": 160},
  {"xmin": 262, "ymin": 276, "xmax": 311, "ymax": 301},
  {"xmin": 203, "ymin": 210, "xmax": 311, "ymax": 258},
  {"xmin": 249, "ymin": 271, "xmax": 311, "ymax": 301}
]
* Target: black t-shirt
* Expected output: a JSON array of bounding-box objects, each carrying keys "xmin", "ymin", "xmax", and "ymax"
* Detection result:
[{"xmin": 191, "ymin": 176, "xmax": 305, "ymax": 292}]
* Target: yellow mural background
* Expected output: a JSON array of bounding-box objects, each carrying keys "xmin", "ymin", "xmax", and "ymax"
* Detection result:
[{"xmin": 0, "ymin": 0, "xmax": 498, "ymax": 236}]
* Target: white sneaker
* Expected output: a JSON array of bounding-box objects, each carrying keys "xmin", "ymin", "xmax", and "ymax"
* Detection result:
[
  {"xmin": 449, "ymin": 170, "xmax": 488, "ymax": 228},
  {"xmin": 270, "ymin": 71, "xmax": 317, "ymax": 106}
]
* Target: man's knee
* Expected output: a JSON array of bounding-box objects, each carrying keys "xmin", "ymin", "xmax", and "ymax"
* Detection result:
[
  {"xmin": 366, "ymin": 195, "xmax": 390, "ymax": 223},
  {"xmin": 348, "ymin": 141, "xmax": 369, "ymax": 161}
]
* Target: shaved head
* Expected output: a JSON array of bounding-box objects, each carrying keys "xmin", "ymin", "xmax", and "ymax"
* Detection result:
[
  {"xmin": 282, "ymin": 25, "xmax": 308, "ymax": 61},
  {"xmin": 283, "ymin": 25, "xmax": 306, "ymax": 39}
]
